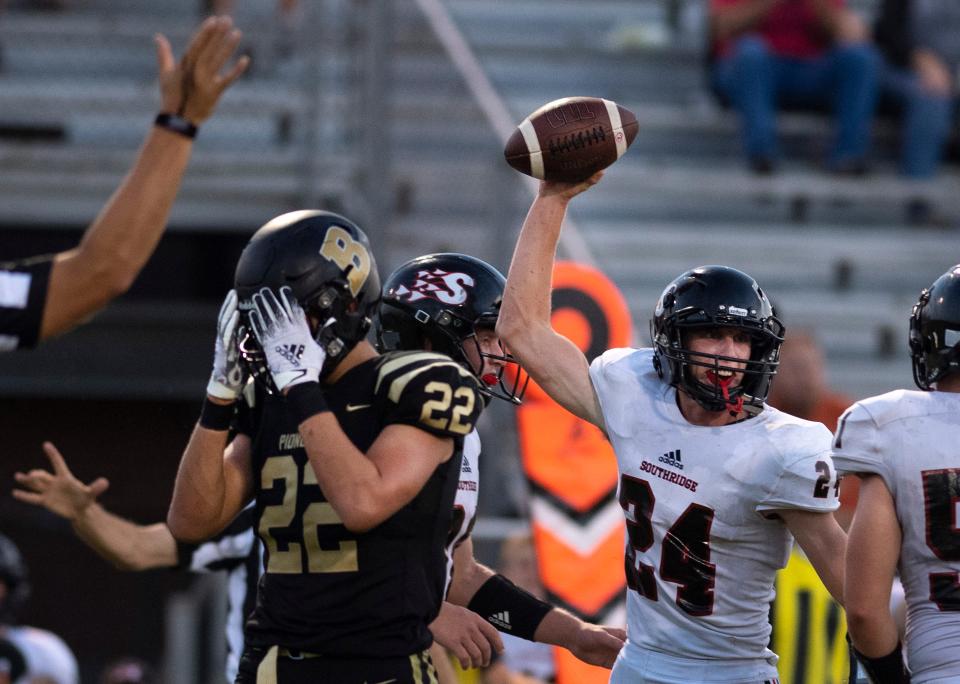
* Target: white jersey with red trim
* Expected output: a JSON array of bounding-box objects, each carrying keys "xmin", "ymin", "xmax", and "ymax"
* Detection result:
[
  {"xmin": 444, "ymin": 429, "xmax": 481, "ymax": 592},
  {"xmin": 832, "ymin": 389, "xmax": 960, "ymax": 683},
  {"xmin": 589, "ymin": 348, "xmax": 838, "ymax": 671}
]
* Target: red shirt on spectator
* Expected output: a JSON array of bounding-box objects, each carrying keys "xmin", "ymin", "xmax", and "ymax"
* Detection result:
[{"xmin": 711, "ymin": 0, "xmax": 843, "ymax": 59}]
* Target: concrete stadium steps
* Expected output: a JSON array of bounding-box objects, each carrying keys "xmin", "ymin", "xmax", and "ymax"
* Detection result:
[
  {"xmin": 573, "ymin": 217, "xmax": 943, "ymax": 399},
  {"xmin": 0, "ymin": 0, "xmax": 944, "ymax": 406},
  {"xmin": 0, "ymin": 144, "xmax": 356, "ymax": 229}
]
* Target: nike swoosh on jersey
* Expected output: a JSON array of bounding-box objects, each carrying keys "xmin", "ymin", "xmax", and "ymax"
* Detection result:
[{"xmin": 346, "ymin": 403, "xmax": 372, "ymax": 412}]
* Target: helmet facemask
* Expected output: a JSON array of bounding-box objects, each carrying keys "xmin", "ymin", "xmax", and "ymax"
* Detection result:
[
  {"xmin": 459, "ymin": 316, "xmax": 529, "ymax": 405},
  {"xmin": 655, "ymin": 320, "xmax": 783, "ymax": 415},
  {"xmin": 651, "ymin": 266, "xmax": 784, "ymax": 416},
  {"xmin": 238, "ymin": 280, "xmax": 377, "ymax": 395},
  {"xmin": 910, "ymin": 285, "xmax": 960, "ymax": 391}
]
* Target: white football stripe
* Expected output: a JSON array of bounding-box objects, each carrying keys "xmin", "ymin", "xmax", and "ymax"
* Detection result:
[
  {"xmin": 518, "ymin": 118, "xmax": 545, "ymax": 180},
  {"xmin": 530, "ymin": 495, "xmax": 624, "ymax": 555},
  {"xmin": 602, "ymin": 98, "xmax": 627, "ymax": 159}
]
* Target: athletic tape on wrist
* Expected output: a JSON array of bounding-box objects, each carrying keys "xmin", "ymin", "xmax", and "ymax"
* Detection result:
[
  {"xmin": 285, "ymin": 383, "xmax": 330, "ymax": 424},
  {"xmin": 467, "ymin": 573, "xmax": 553, "ymax": 641},
  {"xmin": 199, "ymin": 397, "xmax": 235, "ymax": 431}
]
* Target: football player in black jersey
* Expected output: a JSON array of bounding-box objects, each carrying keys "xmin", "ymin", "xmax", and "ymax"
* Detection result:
[
  {"xmin": 380, "ymin": 253, "xmax": 625, "ymax": 674},
  {"xmin": 167, "ymin": 210, "xmax": 484, "ymax": 683}
]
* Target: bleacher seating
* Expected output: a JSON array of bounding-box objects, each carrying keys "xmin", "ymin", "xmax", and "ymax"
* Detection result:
[{"xmin": 0, "ymin": 0, "xmax": 954, "ymax": 404}]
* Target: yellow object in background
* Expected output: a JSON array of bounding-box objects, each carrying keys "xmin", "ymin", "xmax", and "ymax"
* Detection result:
[{"xmin": 772, "ymin": 547, "xmax": 851, "ymax": 684}]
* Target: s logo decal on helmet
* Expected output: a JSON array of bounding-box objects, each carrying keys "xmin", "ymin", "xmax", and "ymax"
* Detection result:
[
  {"xmin": 651, "ymin": 265, "xmax": 784, "ymax": 414},
  {"xmin": 378, "ymin": 253, "xmax": 527, "ymax": 405},
  {"xmin": 394, "ymin": 269, "xmax": 476, "ymax": 305},
  {"xmin": 910, "ymin": 264, "xmax": 960, "ymax": 391},
  {"xmin": 234, "ymin": 210, "xmax": 381, "ymax": 392}
]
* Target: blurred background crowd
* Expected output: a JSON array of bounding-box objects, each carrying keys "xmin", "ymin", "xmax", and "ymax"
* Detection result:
[{"xmin": 0, "ymin": 0, "xmax": 955, "ymax": 680}]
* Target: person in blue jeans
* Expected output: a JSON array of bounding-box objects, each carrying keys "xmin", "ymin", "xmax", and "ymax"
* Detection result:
[
  {"xmin": 709, "ymin": 0, "xmax": 880, "ymax": 175},
  {"xmin": 874, "ymin": 0, "xmax": 959, "ymax": 223}
]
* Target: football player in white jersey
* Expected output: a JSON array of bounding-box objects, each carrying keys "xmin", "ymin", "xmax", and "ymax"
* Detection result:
[
  {"xmin": 378, "ymin": 253, "xmax": 626, "ymax": 674},
  {"xmin": 835, "ymin": 264, "xmax": 960, "ymax": 684},
  {"xmin": 0, "ymin": 535, "xmax": 78, "ymax": 684},
  {"xmin": 496, "ymin": 175, "xmax": 847, "ymax": 683}
]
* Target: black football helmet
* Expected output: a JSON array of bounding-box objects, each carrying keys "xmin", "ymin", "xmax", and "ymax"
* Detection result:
[
  {"xmin": 0, "ymin": 535, "xmax": 29, "ymax": 625},
  {"xmin": 377, "ymin": 253, "xmax": 527, "ymax": 404},
  {"xmin": 234, "ymin": 210, "xmax": 381, "ymax": 391},
  {"xmin": 910, "ymin": 265, "xmax": 960, "ymax": 391},
  {"xmin": 651, "ymin": 265, "xmax": 785, "ymax": 414}
]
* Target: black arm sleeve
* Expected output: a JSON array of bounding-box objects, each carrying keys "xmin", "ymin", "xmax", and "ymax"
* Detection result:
[{"xmin": 0, "ymin": 256, "xmax": 54, "ymax": 350}]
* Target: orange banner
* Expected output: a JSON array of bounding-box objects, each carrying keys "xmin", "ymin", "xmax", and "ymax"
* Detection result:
[{"xmin": 515, "ymin": 261, "xmax": 632, "ymax": 684}]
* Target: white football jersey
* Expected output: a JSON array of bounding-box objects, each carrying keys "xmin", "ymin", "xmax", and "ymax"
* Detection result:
[
  {"xmin": 832, "ymin": 389, "xmax": 960, "ymax": 683},
  {"xmin": 444, "ymin": 429, "xmax": 481, "ymax": 592},
  {"xmin": 590, "ymin": 348, "xmax": 839, "ymax": 669}
]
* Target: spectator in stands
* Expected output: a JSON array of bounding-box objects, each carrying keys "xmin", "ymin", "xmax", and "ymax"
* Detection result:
[
  {"xmin": 766, "ymin": 329, "xmax": 858, "ymax": 529},
  {"xmin": 709, "ymin": 0, "xmax": 880, "ymax": 175},
  {"xmin": 874, "ymin": 0, "xmax": 960, "ymax": 223},
  {"xmin": 0, "ymin": 16, "xmax": 247, "ymax": 353},
  {"xmin": 483, "ymin": 534, "xmax": 556, "ymax": 684}
]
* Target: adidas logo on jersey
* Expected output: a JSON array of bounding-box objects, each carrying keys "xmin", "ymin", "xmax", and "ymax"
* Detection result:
[
  {"xmin": 489, "ymin": 611, "xmax": 511, "ymax": 630},
  {"xmin": 658, "ymin": 449, "xmax": 683, "ymax": 470},
  {"xmin": 275, "ymin": 343, "xmax": 305, "ymax": 366}
]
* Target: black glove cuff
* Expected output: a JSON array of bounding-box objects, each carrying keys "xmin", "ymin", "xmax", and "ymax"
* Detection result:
[
  {"xmin": 467, "ymin": 573, "xmax": 554, "ymax": 641},
  {"xmin": 199, "ymin": 397, "xmax": 235, "ymax": 431},
  {"xmin": 285, "ymin": 383, "xmax": 330, "ymax": 424},
  {"xmin": 849, "ymin": 636, "xmax": 910, "ymax": 684},
  {"xmin": 155, "ymin": 113, "xmax": 198, "ymax": 139}
]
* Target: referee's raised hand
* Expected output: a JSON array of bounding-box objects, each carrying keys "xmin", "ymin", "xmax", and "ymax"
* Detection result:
[{"xmin": 155, "ymin": 15, "xmax": 250, "ymax": 127}]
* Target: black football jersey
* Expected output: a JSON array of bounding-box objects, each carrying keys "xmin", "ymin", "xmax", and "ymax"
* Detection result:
[{"xmin": 237, "ymin": 351, "xmax": 485, "ymax": 657}]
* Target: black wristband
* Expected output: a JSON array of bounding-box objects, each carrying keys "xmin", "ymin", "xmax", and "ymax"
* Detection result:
[
  {"xmin": 199, "ymin": 397, "xmax": 235, "ymax": 431},
  {"xmin": 848, "ymin": 636, "xmax": 910, "ymax": 684},
  {"xmin": 285, "ymin": 383, "xmax": 330, "ymax": 424},
  {"xmin": 467, "ymin": 573, "xmax": 554, "ymax": 641},
  {"xmin": 154, "ymin": 113, "xmax": 198, "ymax": 139}
]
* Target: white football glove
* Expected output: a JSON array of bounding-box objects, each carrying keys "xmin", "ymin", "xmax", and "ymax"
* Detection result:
[
  {"xmin": 206, "ymin": 289, "xmax": 247, "ymax": 401},
  {"xmin": 248, "ymin": 286, "xmax": 326, "ymax": 393}
]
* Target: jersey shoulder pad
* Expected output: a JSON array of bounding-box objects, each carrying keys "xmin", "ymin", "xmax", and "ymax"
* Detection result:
[
  {"xmin": 590, "ymin": 347, "xmax": 669, "ymax": 436},
  {"xmin": 756, "ymin": 412, "xmax": 839, "ymax": 513},
  {"xmin": 375, "ymin": 351, "xmax": 484, "ymax": 438},
  {"xmin": 831, "ymin": 399, "xmax": 886, "ymax": 475}
]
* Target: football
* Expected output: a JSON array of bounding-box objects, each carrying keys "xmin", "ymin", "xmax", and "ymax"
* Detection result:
[{"xmin": 504, "ymin": 96, "xmax": 639, "ymax": 183}]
